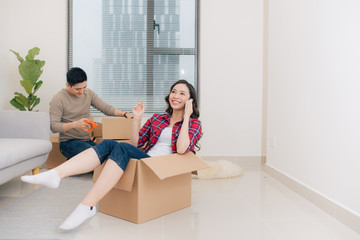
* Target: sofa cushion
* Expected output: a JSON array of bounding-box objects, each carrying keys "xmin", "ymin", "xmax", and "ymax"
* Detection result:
[{"xmin": 0, "ymin": 139, "xmax": 52, "ymax": 169}]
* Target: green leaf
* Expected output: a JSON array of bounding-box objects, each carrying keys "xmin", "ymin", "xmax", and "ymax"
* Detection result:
[
  {"xmin": 34, "ymin": 97, "xmax": 40, "ymax": 106},
  {"xmin": 19, "ymin": 61, "xmax": 43, "ymax": 84},
  {"xmin": 30, "ymin": 97, "xmax": 40, "ymax": 111},
  {"xmin": 28, "ymin": 94, "xmax": 35, "ymax": 106},
  {"xmin": 15, "ymin": 94, "xmax": 30, "ymax": 108},
  {"xmin": 20, "ymin": 79, "xmax": 34, "ymax": 95},
  {"xmin": 10, "ymin": 49, "xmax": 24, "ymax": 62},
  {"xmin": 39, "ymin": 60, "xmax": 45, "ymax": 69},
  {"xmin": 33, "ymin": 80, "xmax": 43, "ymax": 94},
  {"xmin": 25, "ymin": 47, "xmax": 40, "ymax": 61},
  {"xmin": 34, "ymin": 60, "xmax": 46, "ymax": 69},
  {"xmin": 10, "ymin": 98, "xmax": 26, "ymax": 111}
]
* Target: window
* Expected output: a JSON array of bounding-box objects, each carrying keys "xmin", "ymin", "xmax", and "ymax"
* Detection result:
[{"xmin": 68, "ymin": 0, "xmax": 198, "ymax": 114}]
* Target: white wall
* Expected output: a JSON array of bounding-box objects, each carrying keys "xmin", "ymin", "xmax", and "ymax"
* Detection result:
[
  {"xmin": 199, "ymin": 0, "xmax": 263, "ymax": 156},
  {"xmin": 0, "ymin": 0, "xmax": 264, "ymax": 158},
  {"xmin": 0, "ymin": 0, "xmax": 67, "ymax": 112},
  {"xmin": 266, "ymin": 0, "xmax": 360, "ymax": 216}
]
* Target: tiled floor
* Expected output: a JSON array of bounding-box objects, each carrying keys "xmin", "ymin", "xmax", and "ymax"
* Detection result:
[{"xmin": 1, "ymin": 163, "xmax": 359, "ymax": 240}]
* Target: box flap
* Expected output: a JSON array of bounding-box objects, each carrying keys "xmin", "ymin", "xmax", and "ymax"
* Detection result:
[
  {"xmin": 141, "ymin": 152, "xmax": 208, "ymax": 180},
  {"xmin": 93, "ymin": 158, "xmax": 137, "ymax": 192}
]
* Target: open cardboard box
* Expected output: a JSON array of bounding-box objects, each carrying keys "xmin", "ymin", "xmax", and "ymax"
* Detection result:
[{"xmin": 93, "ymin": 152, "xmax": 208, "ymax": 224}]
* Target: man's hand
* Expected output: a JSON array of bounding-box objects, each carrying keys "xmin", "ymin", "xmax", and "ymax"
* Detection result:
[
  {"xmin": 125, "ymin": 112, "xmax": 134, "ymax": 119},
  {"xmin": 74, "ymin": 118, "xmax": 91, "ymax": 132}
]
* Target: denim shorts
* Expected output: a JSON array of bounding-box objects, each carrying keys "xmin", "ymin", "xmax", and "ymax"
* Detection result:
[
  {"xmin": 60, "ymin": 139, "xmax": 97, "ymax": 159},
  {"xmin": 92, "ymin": 139, "xmax": 150, "ymax": 171}
]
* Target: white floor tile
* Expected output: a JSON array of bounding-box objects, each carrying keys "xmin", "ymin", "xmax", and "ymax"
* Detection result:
[{"xmin": 0, "ymin": 165, "xmax": 359, "ymax": 240}]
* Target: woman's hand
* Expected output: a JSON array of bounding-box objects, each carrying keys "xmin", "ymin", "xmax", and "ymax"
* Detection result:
[
  {"xmin": 133, "ymin": 100, "xmax": 145, "ymax": 119},
  {"xmin": 130, "ymin": 100, "xmax": 144, "ymax": 147},
  {"xmin": 184, "ymin": 99, "xmax": 193, "ymax": 119},
  {"xmin": 177, "ymin": 100, "xmax": 193, "ymax": 154}
]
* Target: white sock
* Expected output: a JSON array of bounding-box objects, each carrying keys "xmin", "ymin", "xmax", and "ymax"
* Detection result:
[
  {"xmin": 21, "ymin": 169, "xmax": 61, "ymax": 189},
  {"xmin": 59, "ymin": 204, "xmax": 97, "ymax": 230}
]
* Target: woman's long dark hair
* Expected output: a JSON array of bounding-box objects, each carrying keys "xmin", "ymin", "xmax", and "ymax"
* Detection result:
[{"xmin": 165, "ymin": 80, "xmax": 200, "ymax": 119}]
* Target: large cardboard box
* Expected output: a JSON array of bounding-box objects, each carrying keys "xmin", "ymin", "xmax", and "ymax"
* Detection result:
[
  {"xmin": 93, "ymin": 152, "xmax": 208, "ymax": 224},
  {"xmin": 46, "ymin": 137, "xmax": 67, "ymax": 169}
]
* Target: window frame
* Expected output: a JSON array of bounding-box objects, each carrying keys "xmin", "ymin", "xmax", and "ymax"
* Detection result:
[{"xmin": 67, "ymin": 0, "xmax": 200, "ymax": 113}]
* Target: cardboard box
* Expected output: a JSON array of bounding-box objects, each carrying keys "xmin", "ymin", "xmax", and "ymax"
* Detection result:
[
  {"xmin": 46, "ymin": 137, "xmax": 67, "ymax": 169},
  {"xmin": 92, "ymin": 117, "xmax": 138, "ymax": 140},
  {"xmin": 93, "ymin": 152, "xmax": 208, "ymax": 224},
  {"xmin": 102, "ymin": 117, "xmax": 134, "ymax": 139},
  {"xmin": 92, "ymin": 123, "xmax": 103, "ymax": 138}
]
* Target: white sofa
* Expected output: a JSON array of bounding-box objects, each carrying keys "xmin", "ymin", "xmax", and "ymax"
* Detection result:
[{"xmin": 0, "ymin": 110, "xmax": 52, "ymax": 185}]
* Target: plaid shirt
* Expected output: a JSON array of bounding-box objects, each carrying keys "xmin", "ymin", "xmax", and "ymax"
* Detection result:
[{"xmin": 138, "ymin": 113, "xmax": 202, "ymax": 153}]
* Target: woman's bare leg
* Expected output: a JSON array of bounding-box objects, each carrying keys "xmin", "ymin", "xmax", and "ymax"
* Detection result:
[
  {"xmin": 54, "ymin": 148, "xmax": 101, "ymax": 178},
  {"xmin": 81, "ymin": 159, "xmax": 124, "ymax": 206}
]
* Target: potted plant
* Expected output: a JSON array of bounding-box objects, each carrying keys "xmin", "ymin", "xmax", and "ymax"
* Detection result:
[{"xmin": 9, "ymin": 47, "xmax": 45, "ymax": 111}]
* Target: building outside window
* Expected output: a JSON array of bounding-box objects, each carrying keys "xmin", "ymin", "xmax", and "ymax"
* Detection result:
[{"xmin": 69, "ymin": 0, "xmax": 198, "ymax": 114}]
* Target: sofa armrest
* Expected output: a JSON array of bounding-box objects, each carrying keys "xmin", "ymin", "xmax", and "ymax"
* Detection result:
[{"xmin": 0, "ymin": 110, "xmax": 50, "ymax": 140}]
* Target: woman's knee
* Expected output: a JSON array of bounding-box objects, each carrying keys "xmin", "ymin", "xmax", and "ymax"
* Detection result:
[
  {"xmin": 99, "ymin": 139, "xmax": 118, "ymax": 149},
  {"xmin": 107, "ymin": 143, "xmax": 134, "ymax": 169},
  {"xmin": 113, "ymin": 142, "xmax": 133, "ymax": 152},
  {"xmin": 101, "ymin": 139, "xmax": 117, "ymax": 145}
]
